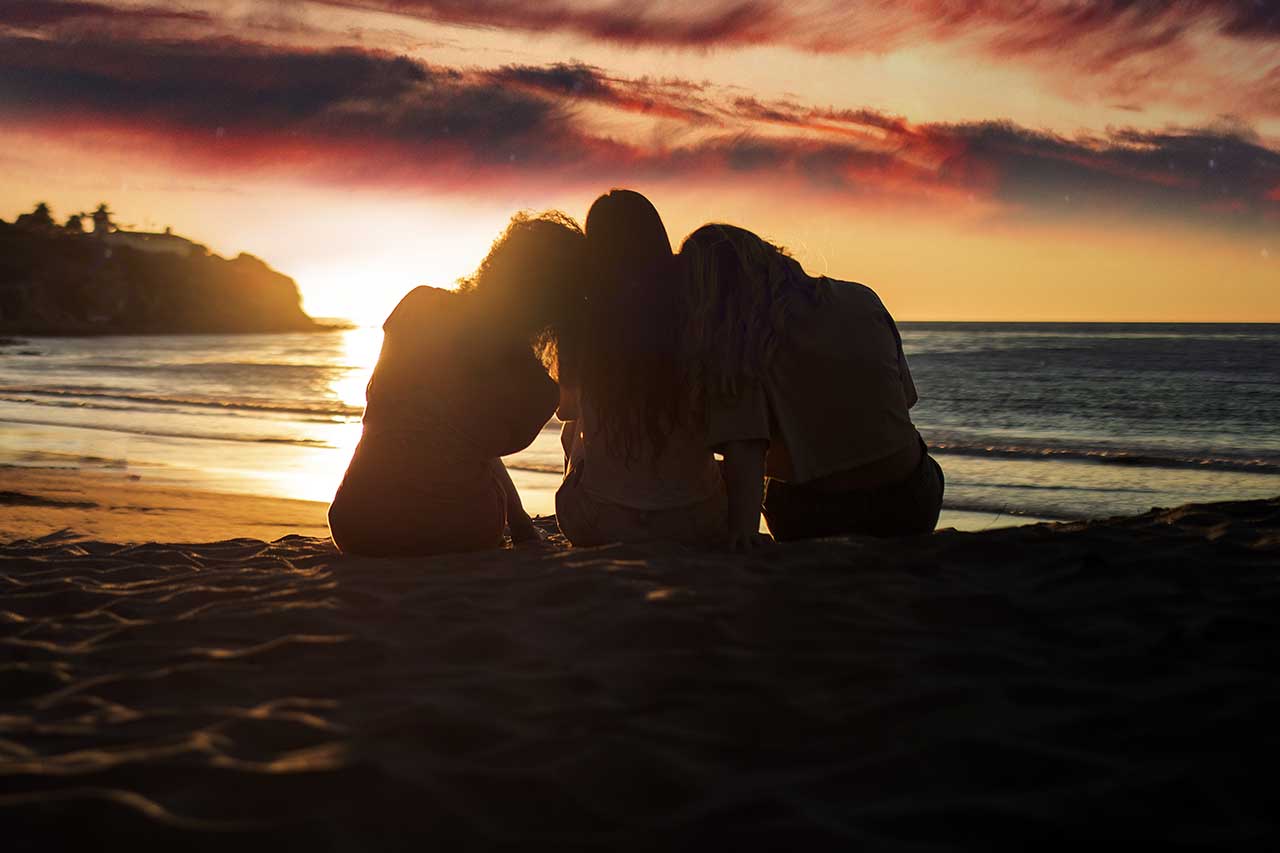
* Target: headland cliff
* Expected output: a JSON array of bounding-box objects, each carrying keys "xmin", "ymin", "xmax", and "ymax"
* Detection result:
[{"xmin": 0, "ymin": 213, "xmax": 325, "ymax": 335}]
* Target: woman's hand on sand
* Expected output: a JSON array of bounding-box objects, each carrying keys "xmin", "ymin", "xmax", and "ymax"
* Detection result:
[
  {"xmin": 509, "ymin": 513, "xmax": 543, "ymax": 545},
  {"xmin": 728, "ymin": 529, "xmax": 773, "ymax": 552}
]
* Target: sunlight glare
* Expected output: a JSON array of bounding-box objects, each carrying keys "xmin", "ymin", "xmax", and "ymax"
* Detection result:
[
  {"xmin": 330, "ymin": 325, "xmax": 384, "ymax": 410},
  {"xmin": 284, "ymin": 210, "xmax": 515, "ymax": 326},
  {"xmin": 256, "ymin": 327, "xmax": 383, "ymax": 504}
]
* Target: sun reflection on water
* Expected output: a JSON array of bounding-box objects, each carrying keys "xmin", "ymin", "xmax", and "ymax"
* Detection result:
[
  {"xmin": 259, "ymin": 326, "xmax": 383, "ymax": 505},
  {"xmin": 331, "ymin": 326, "xmax": 385, "ymax": 410}
]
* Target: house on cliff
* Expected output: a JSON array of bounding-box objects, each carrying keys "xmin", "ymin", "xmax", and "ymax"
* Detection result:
[
  {"xmin": 91, "ymin": 205, "xmax": 208, "ymax": 258},
  {"xmin": 2, "ymin": 203, "xmax": 323, "ymax": 334}
]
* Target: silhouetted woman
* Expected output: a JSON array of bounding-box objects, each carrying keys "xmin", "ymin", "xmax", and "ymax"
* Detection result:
[
  {"xmin": 328, "ymin": 214, "xmax": 581, "ymax": 556},
  {"xmin": 554, "ymin": 191, "xmax": 727, "ymax": 546},
  {"xmin": 679, "ymin": 224, "xmax": 942, "ymax": 546}
]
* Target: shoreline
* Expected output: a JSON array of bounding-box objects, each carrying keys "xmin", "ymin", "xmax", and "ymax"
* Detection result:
[
  {"xmin": 0, "ymin": 321, "xmax": 354, "ymax": 338},
  {"xmin": 7, "ymin": 325, "xmax": 1278, "ymax": 525},
  {"xmin": 0, "ymin": 465, "xmax": 1055, "ymax": 544},
  {"xmin": 0, "ymin": 466, "xmax": 332, "ymax": 544}
]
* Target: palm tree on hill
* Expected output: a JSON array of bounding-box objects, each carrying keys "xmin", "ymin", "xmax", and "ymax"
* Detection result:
[{"xmin": 15, "ymin": 202, "xmax": 56, "ymax": 230}]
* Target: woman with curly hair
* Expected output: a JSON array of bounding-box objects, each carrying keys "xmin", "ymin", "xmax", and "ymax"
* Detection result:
[
  {"xmin": 553, "ymin": 190, "xmax": 727, "ymax": 547},
  {"xmin": 327, "ymin": 213, "xmax": 581, "ymax": 556},
  {"xmin": 679, "ymin": 223, "xmax": 943, "ymax": 547}
]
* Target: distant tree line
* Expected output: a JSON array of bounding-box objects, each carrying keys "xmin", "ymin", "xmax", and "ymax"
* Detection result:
[{"xmin": 10, "ymin": 202, "xmax": 116, "ymax": 234}]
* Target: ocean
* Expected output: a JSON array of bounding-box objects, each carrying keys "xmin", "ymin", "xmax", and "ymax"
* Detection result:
[{"xmin": 2, "ymin": 323, "xmax": 1278, "ymax": 532}]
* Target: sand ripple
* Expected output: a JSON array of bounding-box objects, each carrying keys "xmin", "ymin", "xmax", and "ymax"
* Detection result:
[{"xmin": 2, "ymin": 499, "xmax": 1279, "ymax": 848}]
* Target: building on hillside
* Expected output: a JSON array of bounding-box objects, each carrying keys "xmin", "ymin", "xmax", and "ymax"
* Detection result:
[
  {"xmin": 91, "ymin": 205, "xmax": 205, "ymax": 258},
  {"xmin": 14, "ymin": 203, "xmax": 57, "ymax": 232},
  {"xmin": 91, "ymin": 205, "xmax": 113, "ymax": 236},
  {"xmin": 103, "ymin": 226, "xmax": 204, "ymax": 258}
]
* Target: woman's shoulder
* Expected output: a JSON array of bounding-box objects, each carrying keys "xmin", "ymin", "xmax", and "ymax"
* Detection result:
[
  {"xmin": 819, "ymin": 277, "xmax": 898, "ymax": 322},
  {"xmin": 383, "ymin": 286, "xmax": 456, "ymax": 332},
  {"xmin": 824, "ymin": 276, "xmax": 881, "ymax": 302},
  {"xmin": 774, "ymin": 277, "xmax": 900, "ymax": 363}
]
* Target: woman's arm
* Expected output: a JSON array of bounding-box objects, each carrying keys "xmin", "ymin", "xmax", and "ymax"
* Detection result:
[
  {"xmin": 721, "ymin": 438, "xmax": 770, "ymax": 551},
  {"xmin": 885, "ymin": 311, "xmax": 919, "ymax": 409},
  {"xmin": 559, "ymin": 418, "xmax": 583, "ymax": 474},
  {"xmin": 470, "ymin": 347, "xmax": 560, "ymax": 458},
  {"xmin": 491, "ymin": 458, "xmax": 540, "ymax": 543},
  {"xmin": 557, "ymin": 384, "xmax": 583, "ymax": 473}
]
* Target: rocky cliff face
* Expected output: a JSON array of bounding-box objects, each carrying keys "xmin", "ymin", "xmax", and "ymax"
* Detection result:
[{"xmin": 0, "ymin": 221, "xmax": 326, "ymax": 335}]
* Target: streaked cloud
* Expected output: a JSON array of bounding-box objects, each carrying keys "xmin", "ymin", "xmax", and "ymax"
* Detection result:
[
  {"xmin": 0, "ymin": 0, "xmax": 211, "ymax": 28},
  {"xmin": 2, "ymin": 26, "xmax": 1276, "ymax": 231},
  {"xmin": 6, "ymin": 0, "xmax": 1278, "ymax": 122},
  {"xmin": 307, "ymin": 0, "xmax": 1280, "ymax": 51},
  {"xmin": 309, "ymin": 1, "xmax": 1280, "ymax": 120}
]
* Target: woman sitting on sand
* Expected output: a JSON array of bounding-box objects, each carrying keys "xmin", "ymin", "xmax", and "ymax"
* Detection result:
[
  {"xmin": 679, "ymin": 224, "xmax": 943, "ymax": 547},
  {"xmin": 553, "ymin": 191, "xmax": 727, "ymax": 547},
  {"xmin": 328, "ymin": 214, "xmax": 580, "ymax": 556}
]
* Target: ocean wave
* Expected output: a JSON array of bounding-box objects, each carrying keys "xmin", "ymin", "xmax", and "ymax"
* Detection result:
[
  {"xmin": 942, "ymin": 479, "xmax": 1159, "ymax": 495},
  {"xmin": 940, "ymin": 500, "xmax": 1082, "ymax": 522},
  {"xmin": 504, "ymin": 461, "xmax": 564, "ymax": 475},
  {"xmin": 0, "ymin": 416, "xmax": 336, "ymax": 449},
  {"xmin": 928, "ymin": 441, "xmax": 1280, "ymax": 475},
  {"xmin": 9, "ymin": 450, "xmax": 130, "ymax": 469},
  {"xmin": 0, "ymin": 387, "xmax": 362, "ymax": 419},
  {"xmin": 0, "ymin": 395, "xmax": 171, "ymax": 415},
  {"xmin": 33, "ymin": 359, "xmax": 365, "ymax": 375}
]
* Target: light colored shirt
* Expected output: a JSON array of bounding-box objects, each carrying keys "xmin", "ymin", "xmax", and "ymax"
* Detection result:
[
  {"xmin": 564, "ymin": 394, "xmax": 723, "ymax": 511},
  {"xmin": 705, "ymin": 278, "xmax": 919, "ymax": 483}
]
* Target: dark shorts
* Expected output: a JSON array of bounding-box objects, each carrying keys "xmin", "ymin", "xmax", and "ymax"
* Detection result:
[{"xmin": 762, "ymin": 443, "xmax": 944, "ymax": 541}]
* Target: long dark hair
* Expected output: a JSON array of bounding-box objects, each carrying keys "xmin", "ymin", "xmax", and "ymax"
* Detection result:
[{"xmin": 574, "ymin": 189, "xmax": 687, "ymax": 464}]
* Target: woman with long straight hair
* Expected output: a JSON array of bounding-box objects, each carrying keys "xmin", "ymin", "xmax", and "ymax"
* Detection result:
[
  {"xmin": 554, "ymin": 190, "xmax": 727, "ymax": 546},
  {"xmin": 679, "ymin": 223, "xmax": 943, "ymax": 547}
]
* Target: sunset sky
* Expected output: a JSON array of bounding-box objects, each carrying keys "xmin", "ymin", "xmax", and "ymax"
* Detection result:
[{"xmin": 2, "ymin": 0, "xmax": 1277, "ymax": 324}]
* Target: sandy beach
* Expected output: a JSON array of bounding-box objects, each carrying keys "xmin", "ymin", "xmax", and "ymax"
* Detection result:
[
  {"xmin": 1, "ymin": 467, "xmax": 332, "ymax": 545},
  {"xmin": 2, "ymin": 468, "xmax": 1277, "ymax": 848}
]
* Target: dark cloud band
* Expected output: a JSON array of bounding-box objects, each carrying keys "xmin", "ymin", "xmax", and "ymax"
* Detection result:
[
  {"xmin": 307, "ymin": 0, "xmax": 1280, "ymax": 48},
  {"xmin": 0, "ymin": 24, "xmax": 1276, "ymax": 229},
  {"xmin": 0, "ymin": 0, "xmax": 210, "ymax": 28}
]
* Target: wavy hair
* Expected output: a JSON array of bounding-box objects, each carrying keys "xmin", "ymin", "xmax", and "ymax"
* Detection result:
[
  {"xmin": 678, "ymin": 223, "xmax": 829, "ymax": 405},
  {"xmin": 457, "ymin": 210, "xmax": 586, "ymax": 369}
]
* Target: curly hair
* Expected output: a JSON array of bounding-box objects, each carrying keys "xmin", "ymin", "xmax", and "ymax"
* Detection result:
[
  {"xmin": 457, "ymin": 210, "xmax": 586, "ymax": 371},
  {"xmin": 678, "ymin": 223, "xmax": 829, "ymax": 406}
]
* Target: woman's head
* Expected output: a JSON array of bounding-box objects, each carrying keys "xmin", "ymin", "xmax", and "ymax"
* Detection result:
[
  {"xmin": 679, "ymin": 223, "xmax": 823, "ymax": 402},
  {"xmin": 459, "ymin": 210, "xmax": 586, "ymax": 348},
  {"xmin": 584, "ymin": 189, "xmax": 673, "ymax": 279},
  {"xmin": 575, "ymin": 189, "xmax": 684, "ymax": 463}
]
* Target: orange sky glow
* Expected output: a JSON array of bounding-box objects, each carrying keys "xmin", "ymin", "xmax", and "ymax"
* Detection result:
[{"xmin": 2, "ymin": 0, "xmax": 1277, "ymax": 324}]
